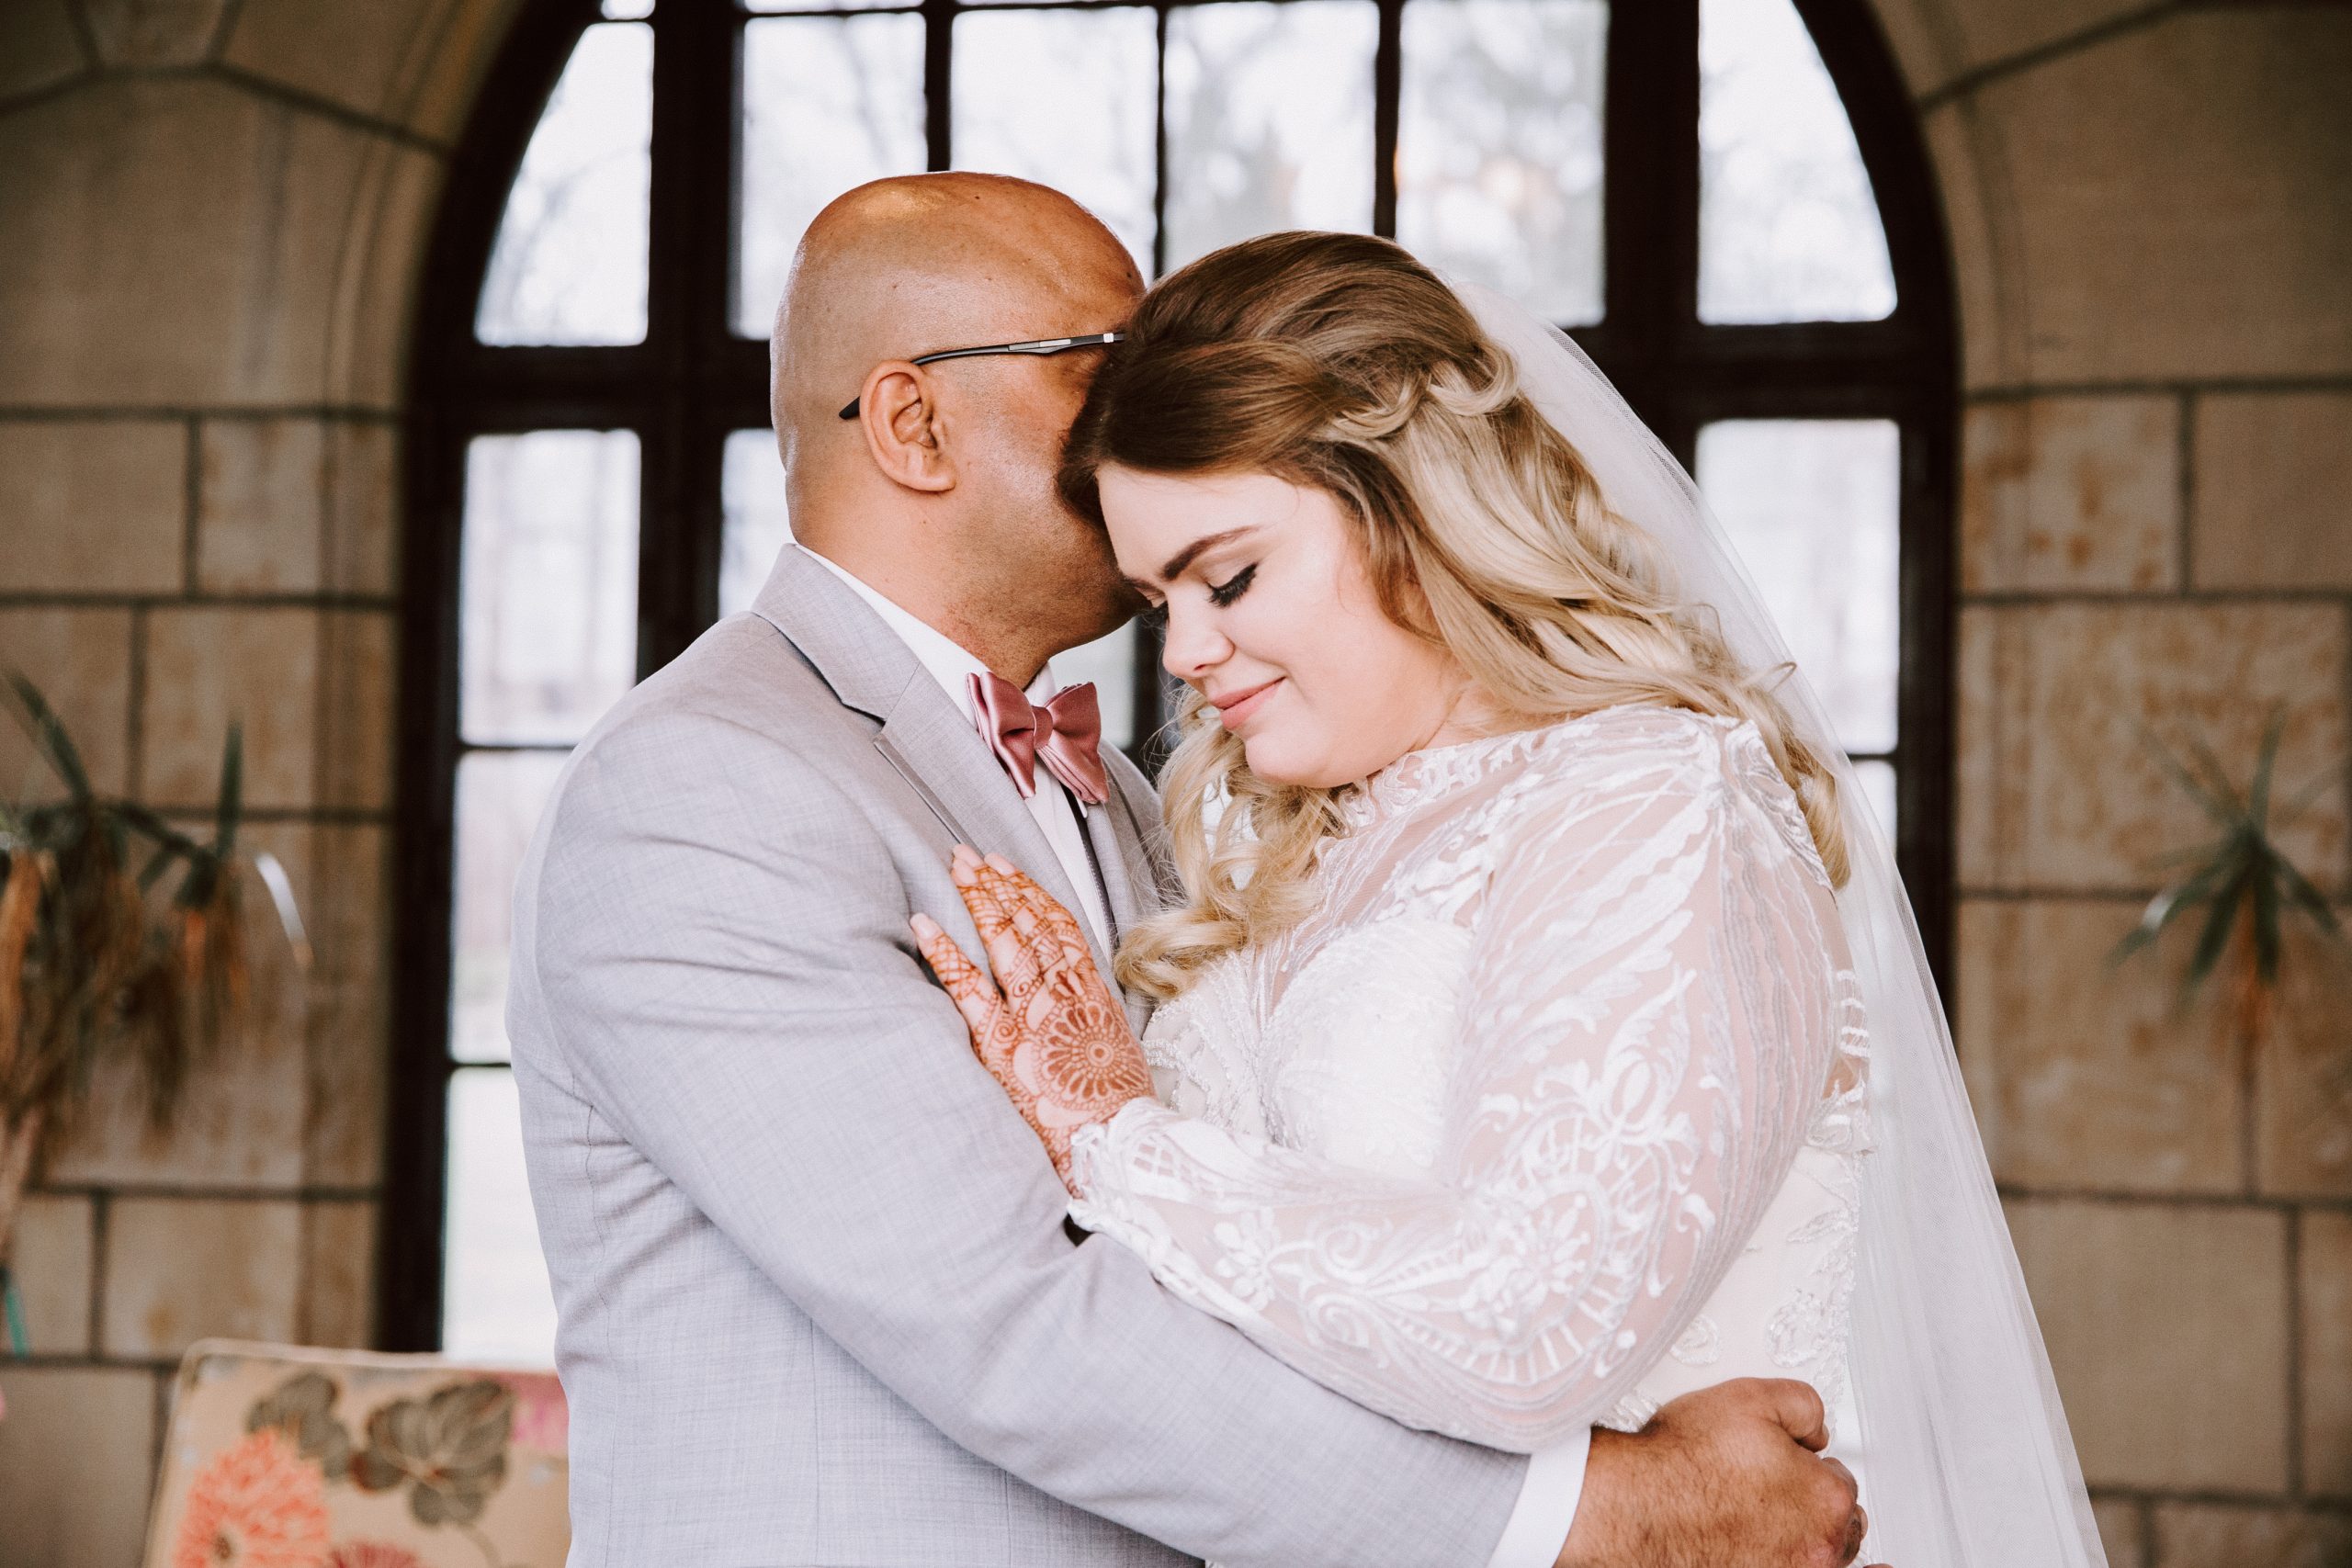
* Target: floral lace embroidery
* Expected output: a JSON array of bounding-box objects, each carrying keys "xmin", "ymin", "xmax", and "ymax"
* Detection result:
[{"xmin": 1069, "ymin": 705, "xmax": 1870, "ymax": 1450}]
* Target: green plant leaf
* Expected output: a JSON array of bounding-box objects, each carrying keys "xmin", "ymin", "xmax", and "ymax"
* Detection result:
[
  {"xmin": 2273, "ymin": 854, "xmax": 2344, "ymax": 940},
  {"xmin": 212, "ymin": 723, "xmax": 242, "ymax": 861},
  {"xmin": 2183, "ymin": 863, "xmax": 2252, "ymax": 994},
  {"xmin": 2136, "ymin": 722, "xmax": 2236, "ymax": 829},
  {"xmin": 6, "ymin": 673, "xmax": 92, "ymax": 805},
  {"xmin": 2246, "ymin": 706, "xmax": 2286, "ymax": 836}
]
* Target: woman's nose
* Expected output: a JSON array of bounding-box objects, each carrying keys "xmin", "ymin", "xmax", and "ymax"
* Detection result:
[{"xmin": 1159, "ymin": 603, "xmax": 1232, "ymax": 683}]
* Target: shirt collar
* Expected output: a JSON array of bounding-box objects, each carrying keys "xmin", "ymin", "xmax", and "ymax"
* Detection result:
[{"xmin": 797, "ymin": 543, "xmax": 1059, "ymax": 715}]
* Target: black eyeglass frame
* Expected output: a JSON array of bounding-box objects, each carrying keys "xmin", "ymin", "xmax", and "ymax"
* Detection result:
[{"xmin": 837, "ymin": 333, "xmax": 1126, "ymax": 420}]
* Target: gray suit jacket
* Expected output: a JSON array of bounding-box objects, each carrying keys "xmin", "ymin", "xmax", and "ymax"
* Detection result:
[{"xmin": 509, "ymin": 545, "xmax": 1527, "ymax": 1566}]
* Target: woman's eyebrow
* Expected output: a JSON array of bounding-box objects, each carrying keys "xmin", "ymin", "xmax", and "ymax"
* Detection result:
[{"xmin": 1154, "ymin": 527, "xmax": 1254, "ymax": 584}]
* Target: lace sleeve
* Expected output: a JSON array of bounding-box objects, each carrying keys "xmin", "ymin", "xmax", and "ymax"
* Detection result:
[{"xmin": 1066, "ymin": 721, "xmax": 1853, "ymax": 1450}]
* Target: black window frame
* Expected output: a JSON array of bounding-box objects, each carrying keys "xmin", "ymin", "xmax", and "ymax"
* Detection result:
[{"xmin": 386, "ymin": 0, "xmax": 1955, "ymax": 1350}]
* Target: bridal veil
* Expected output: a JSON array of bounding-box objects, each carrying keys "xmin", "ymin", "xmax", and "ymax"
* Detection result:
[{"xmin": 1455, "ymin": 281, "xmax": 2106, "ymax": 1567}]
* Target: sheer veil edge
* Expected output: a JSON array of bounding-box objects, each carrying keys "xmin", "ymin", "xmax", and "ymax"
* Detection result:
[{"xmin": 1453, "ymin": 280, "xmax": 2107, "ymax": 1566}]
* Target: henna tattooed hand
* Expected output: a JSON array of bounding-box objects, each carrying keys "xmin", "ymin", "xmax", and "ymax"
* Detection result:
[{"xmin": 910, "ymin": 846, "xmax": 1153, "ymax": 1187}]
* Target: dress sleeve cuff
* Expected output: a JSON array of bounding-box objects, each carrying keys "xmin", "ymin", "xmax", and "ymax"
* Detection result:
[{"xmin": 1483, "ymin": 1428, "xmax": 1590, "ymax": 1568}]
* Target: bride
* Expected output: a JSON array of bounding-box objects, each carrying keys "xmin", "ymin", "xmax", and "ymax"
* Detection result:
[{"xmin": 910, "ymin": 231, "xmax": 2104, "ymax": 1565}]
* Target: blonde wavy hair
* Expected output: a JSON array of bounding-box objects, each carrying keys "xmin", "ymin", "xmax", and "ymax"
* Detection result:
[{"xmin": 1059, "ymin": 232, "xmax": 1848, "ymax": 1002}]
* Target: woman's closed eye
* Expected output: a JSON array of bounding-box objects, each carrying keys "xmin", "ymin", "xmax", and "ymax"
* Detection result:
[{"xmin": 1206, "ymin": 564, "xmax": 1258, "ymax": 608}]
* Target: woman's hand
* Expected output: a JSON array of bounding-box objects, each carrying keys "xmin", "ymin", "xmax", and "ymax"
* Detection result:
[{"xmin": 910, "ymin": 846, "xmax": 1153, "ymax": 1187}]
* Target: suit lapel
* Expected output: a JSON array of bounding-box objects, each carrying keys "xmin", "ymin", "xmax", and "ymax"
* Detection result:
[{"xmin": 752, "ymin": 547, "xmax": 1119, "ymax": 985}]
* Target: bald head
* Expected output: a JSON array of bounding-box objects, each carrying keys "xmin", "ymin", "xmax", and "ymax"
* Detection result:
[
  {"xmin": 772, "ymin": 174, "xmax": 1142, "ymax": 470},
  {"xmin": 761, "ymin": 174, "xmax": 1146, "ymax": 685}
]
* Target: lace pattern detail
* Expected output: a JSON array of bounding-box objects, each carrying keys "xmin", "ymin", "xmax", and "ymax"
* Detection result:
[{"xmin": 1069, "ymin": 705, "xmax": 1870, "ymax": 1451}]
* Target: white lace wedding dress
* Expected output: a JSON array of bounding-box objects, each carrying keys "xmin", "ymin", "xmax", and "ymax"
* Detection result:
[{"xmin": 1067, "ymin": 704, "xmax": 1872, "ymax": 1453}]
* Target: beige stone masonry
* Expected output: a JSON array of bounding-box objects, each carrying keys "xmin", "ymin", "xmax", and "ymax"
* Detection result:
[
  {"xmin": 196, "ymin": 417, "xmax": 328, "ymax": 593},
  {"xmin": 2254, "ymin": 923, "xmax": 2352, "ymax": 1201},
  {"xmin": 0, "ymin": 420, "xmax": 187, "ymax": 595},
  {"xmin": 2009, "ymin": 1198, "xmax": 2290, "ymax": 1493},
  {"xmin": 2095, "ymin": 1499, "xmax": 2147, "ymax": 1568},
  {"xmin": 2151, "ymin": 1505, "xmax": 2352, "ymax": 1568},
  {"xmin": 300, "ymin": 1198, "xmax": 379, "ymax": 1348},
  {"xmin": 1959, "ymin": 11, "xmax": 2352, "ymax": 384},
  {"xmin": 100, "ymin": 1195, "xmax": 305, "ymax": 1359},
  {"xmin": 223, "ymin": 0, "xmax": 531, "ymax": 144},
  {"xmin": 1962, "ymin": 395, "xmax": 2179, "ymax": 593},
  {"xmin": 0, "ymin": 79, "xmax": 439, "ymax": 411},
  {"xmin": 1959, "ymin": 899, "xmax": 2242, "ymax": 1194},
  {"xmin": 80, "ymin": 0, "xmax": 233, "ymax": 67},
  {"xmin": 1957, "ymin": 601, "xmax": 2346, "ymax": 894},
  {"xmin": 0, "ymin": 1365, "xmax": 159, "ymax": 1568},
  {"xmin": 304, "ymin": 823, "xmax": 393, "ymax": 1188},
  {"xmin": 8, "ymin": 1192, "xmax": 96, "ymax": 1356},
  {"xmin": 0, "ymin": 606, "xmax": 137, "ymax": 796},
  {"xmin": 2304, "ymin": 1210, "xmax": 2352, "ymax": 1497},
  {"xmin": 2193, "ymin": 392, "xmax": 2352, "ymax": 594},
  {"xmin": 0, "ymin": 0, "xmax": 89, "ymax": 104},
  {"xmin": 140, "ymin": 604, "xmax": 322, "ymax": 808}
]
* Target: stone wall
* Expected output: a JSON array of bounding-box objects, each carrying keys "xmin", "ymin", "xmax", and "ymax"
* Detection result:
[
  {"xmin": 0, "ymin": 1, "xmax": 2346, "ymax": 1564},
  {"xmin": 0, "ymin": 3, "xmax": 511, "ymax": 1565}
]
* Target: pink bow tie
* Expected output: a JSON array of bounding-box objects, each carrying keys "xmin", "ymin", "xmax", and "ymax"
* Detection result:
[{"xmin": 968, "ymin": 672, "xmax": 1110, "ymax": 807}]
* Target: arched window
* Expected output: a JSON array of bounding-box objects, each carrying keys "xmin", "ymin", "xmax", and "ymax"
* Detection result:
[{"xmin": 389, "ymin": 0, "xmax": 1953, "ymax": 1356}]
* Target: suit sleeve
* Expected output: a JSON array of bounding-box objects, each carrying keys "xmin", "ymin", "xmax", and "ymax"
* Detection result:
[{"xmin": 523, "ymin": 707, "xmax": 1531, "ymax": 1568}]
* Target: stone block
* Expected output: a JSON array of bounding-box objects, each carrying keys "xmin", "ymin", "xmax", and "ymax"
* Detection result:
[
  {"xmin": 300, "ymin": 1198, "xmax": 378, "ymax": 1348},
  {"xmin": 1929, "ymin": 0, "xmax": 2160, "ymax": 89},
  {"xmin": 0, "ymin": 606, "xmax": 136, "ymax": 796},
  {"xmin": 223, "ymin": 0, "xmax": 529, "ymax": 142},
  {"xmin": 196, "ymin": 417, "xmax": 324, "ymax": 593},
  {"xmin": 2007, "ymin": 1198, "xmax": 2290, "ymax": 1492},
  {"xmin": 0, "ymin": 1365, "xmax": 158, "ymax": 1568},
  {"xmin": 2192, "ymin": 392, "xmax": 2352, "ymax": 593},
  {"xmin": 140, "ymin": 605, "xmax": 320, "ymax": 810},
  {"xmin": 0, "ymin": 420, "xmax": 187, "ymax": 594},
  {"xmin": 1959, "ymin": 899, "xmax": 2240, "ymax": 1193},
  {"xmin": 1923, "ymin": 97, "xmax": 2029, "ymax": 393},
  {"xmin": 1961, "ymin": 396, "xmax": 2179, "ymax": 593},
  {"xmin": 81, "ymin": 0, "xmax": 232, "ymax": 66},
  {"xmin": 2255, "ymin": 922, "xmax": 2352, "ymax": 1201},
  {"xmin": 0, "ymin": 0, "xmax": 87, "ymax": 103},
  {"xmin": 8, "ymin": 1192, "xmax": 95, "ymax": 1356},
  {"xmin": 2305, "ymin": 1210, "xmax": 2352, "ymax": 1496},
  {"xmin": 2152, "ymin": 1505, "xmax": 2352, "ymax": 1568},
  {"xmin": 0, "ymin": 79, "xmax": 435, "ymax": 410},
  {"xmin": 325, "ymin": 420, "xmax": 400, "ymax": 596},
  {"xmin": 316, "ymin": 608, "xmax": 397, "ymax": 811},
  {"xmin": 305, "ymin": 824, "xmax": 390, "ymax": 1188},
  {"xmin": 101, "ymin": 1196, "xmax": 304, "ymax": 1359},
  {"xmin": 1956, "ymin": 602, "xmax": 2346, "ymax": 895},
  {"xmin": 1967, "ymin": 12, "xmax": 2352, "ymax": 383},
  {"xmin": 2096, "ymin": 1498, "xmax": 2148, "ymax": 1568}
]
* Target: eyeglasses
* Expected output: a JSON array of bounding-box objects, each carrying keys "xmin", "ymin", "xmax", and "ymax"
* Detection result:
[{"xmin": 837, "ymin": 333, "xmax": 1125, "ymax": 420}]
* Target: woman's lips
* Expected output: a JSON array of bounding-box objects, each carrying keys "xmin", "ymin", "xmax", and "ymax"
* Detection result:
[{"xmin": 1212, "ymin": 678, "xmax": 1283, "ymax": 730}]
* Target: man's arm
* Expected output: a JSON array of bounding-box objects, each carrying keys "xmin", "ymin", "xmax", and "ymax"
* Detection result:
[{"xmin": 526, "ymin": 708, "xmax": 1526, "ymax": 1568}]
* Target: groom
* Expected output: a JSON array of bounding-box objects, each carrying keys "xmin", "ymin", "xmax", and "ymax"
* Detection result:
[{"xmin": 508, "ymin": 173, "xmax": 1871, "ymax": 1567}]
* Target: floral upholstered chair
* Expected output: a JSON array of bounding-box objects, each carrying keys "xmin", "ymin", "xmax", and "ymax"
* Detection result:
[{"xmin": 141, "ymin": 1340, "xmax": 570, "ymax": 1568}]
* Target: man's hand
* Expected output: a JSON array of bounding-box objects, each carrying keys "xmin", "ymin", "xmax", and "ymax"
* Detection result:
[{"xmin": 1554, "ymin": 1380, "xmax": 1877, "ymax": 1568}]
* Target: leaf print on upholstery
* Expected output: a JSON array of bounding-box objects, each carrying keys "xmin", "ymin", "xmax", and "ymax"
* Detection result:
[
  {"xmin": 352, "ymin": 1380, "xmax": 515, "ymax": 1527},
  {"xmin": 170, "ymin": 1429, "xmax": 332, "ymax": 1568},
  {"xmin": 247, "ymin": 1371, "xmax": 355, "ymax": 1479}
]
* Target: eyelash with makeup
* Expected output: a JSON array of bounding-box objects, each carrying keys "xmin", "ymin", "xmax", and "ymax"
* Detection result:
[{"xmin": 1206, "ymin": 564, "xmax": 1257, "ymax": 607}]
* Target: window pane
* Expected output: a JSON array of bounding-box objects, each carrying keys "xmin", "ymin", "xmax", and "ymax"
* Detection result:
[
  {"xmin": 736, "ymin": 15, "xmax": 928, "ymax": 337},
  {"xmin": 747, "ymin": 0, "xmax": 908, "ymax": 10},
  {"xmin": 953, "ymin": 8, "xmax": 1159, "ymax": 274},
  {"xmin": 461, "ymin": 431, "xmax": 640, "ymax": 746},
  {"xmin": 1397, "ymin": 0, "xmax": 1606, "ymax": 326},
  {"xmin": 445, "ymin": 1066, "xmax": 558, "ymax": 1362},
  {"xmin": 723, "ymin": 428, "xmax": 794, "ymax": 617},
  {"xmin": 601, "ymin": 0, "xmax": 650, "ymax": 16},
  {"xmin": 1162, "ymin": 3, "xmax": 1376, "ymax": 272},
  {"xmin": 1699, "ymin": 0, "xmax": 1894, "ymax": 323},
  {"xmin": 451, "ymin": 750, "xmax": 569, "ymax": 1066},
  {"xmin": 1695, "ymin": 419, "xmax": 1899, "ymax": 754},
  {"xmin": 1852, "ymin": 757, "xmax": 1896, "ymax": 844},
  {"xmin": 477, "ymin": 23, "xmax": 652, "ymax": 345},
  {"xmin": 1055, "ymin": 624, "xmax": 1139, "ymax": 757}
]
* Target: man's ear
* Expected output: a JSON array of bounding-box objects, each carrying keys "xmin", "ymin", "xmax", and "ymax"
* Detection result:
[{"xmin": 858, "ymin": 364, "xmax": 957, "ymax": 494}]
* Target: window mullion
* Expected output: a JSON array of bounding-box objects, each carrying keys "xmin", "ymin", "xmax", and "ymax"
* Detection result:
[
  {"xmin": 1371, "ymin": 0, "xmax": 1402, "ymax": 239},
  {"xmin": 925, "ymin": 0, "xmax": 955, "ymax": 170}
]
